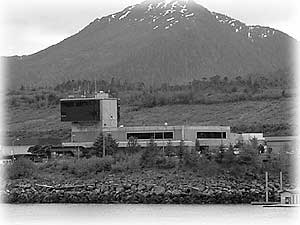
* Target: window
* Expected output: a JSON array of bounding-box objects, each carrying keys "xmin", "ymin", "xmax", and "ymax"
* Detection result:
[
  {"xmin": 164, "ymin": 132, "xmax": 173, "ymax": 139},
  {"xmin": 197, "ymin": 132, "xmax": 226, "ymax": 139},
  {"xmin": 155, "ymin": 132, "xmax": 163, "ymax": 139},
  {"xmin": 127, "ymin": 133, "xmax": 154, "ymax": 140},
  {"xmin": 60, "ymin": 99, "xmax": 100, "ymax": 121},
  {"xmin": 127, "ymin": 132, "xmax": 174, "ymax": 140}
]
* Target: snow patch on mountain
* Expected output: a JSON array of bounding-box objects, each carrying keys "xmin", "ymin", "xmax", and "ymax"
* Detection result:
[
  {"xmin": 211, "ymin": 11, "xmax": 277, "ymax": 41},
  {"xmin": 147, "ymin": 4, "xmax": 153, "ymax": 11},
  {"xmin": 185, "ymin": 13, "xmax": 194, "ymax": 17},
  {"xmin": 119, "ymin": 11, "xmax": 131, "ymax": 20}
]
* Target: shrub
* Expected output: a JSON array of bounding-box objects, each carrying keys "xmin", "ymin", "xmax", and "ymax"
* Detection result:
[
  {"xmin": 183, "ymin": 148, "xmax": 199, "ymax": 168},
  {"xmin": 73, "ymin": 156, "xmax": 114, "ymax": 176},
  {"xmin": 156, "ymin": 156, "xmax": 178, "ymax": 169},
  {"xmin": 165, "ymin": 140, "xmax": 175, "ymax": 157},
  {"xmin": 140, "ymin": 138, "xmax": 160, "ymax": 167},
  {"xmin": 111, "ymin": 153, "xmax": 141, "ymax": 172},
  {"xmin": 196, "ymin": 157, "xmax": 220, "ymax": 176},
  {"xmin": 6, "ymin": 158, "xmax": 37, "ymax": 179},
  {"xmin": 40, "ymin": 156, "xmax": 115, "ymax": 177}
]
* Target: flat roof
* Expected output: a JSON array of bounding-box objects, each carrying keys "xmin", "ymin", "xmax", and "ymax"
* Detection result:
[
  {"xmin": 60, "ymin": 97, "xmax": 118, "ymax": 101},
  {"xmin": 0, "ymin": 145, "xmax": 33, "ymax": 157},
  {"xmin": 102, "ymin": 125, "xmax": 230, "ymax": 132},
  {"xmin": 265, "ymin": 136, "xmax": 296, "ymax": 142}
]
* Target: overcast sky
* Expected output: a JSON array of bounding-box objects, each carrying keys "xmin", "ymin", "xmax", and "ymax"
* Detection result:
[{"xmin": 1, "ymin": 0, "xmax": 299, "ymax": 56}]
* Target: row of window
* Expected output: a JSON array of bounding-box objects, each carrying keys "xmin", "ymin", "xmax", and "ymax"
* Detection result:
[
  {"xmin": 126, "ymin": 132, "xmax": 227, "ymax": 140},
  {"xmin": 197, "ymin": 132, "xmax": 227, "ymax": 139},
  {"xmin": 61, "ymin": 100, "xmax": 99, "ymax": 107},
  {"xmin": 127, "ymin": 132, "xmax": 173, "ymax": 140}
]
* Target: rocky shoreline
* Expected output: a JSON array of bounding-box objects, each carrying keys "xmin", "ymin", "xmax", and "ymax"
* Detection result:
[{"xmin": 1, "ymin": 170, "xmax": 284, "ymax": 204}]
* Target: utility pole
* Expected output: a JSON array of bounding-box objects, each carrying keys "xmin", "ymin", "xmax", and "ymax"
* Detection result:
[
  {"xmin": 265, "ymin": 171, "xmax": 269, "ymax": 203},
  {"xmin": 102, "ymin": 132, "xmax": 106, "ymax": 157},
  {"xmin": 12, "ymin": 138, "xmax": 20, "ymax": 162},
  {"xmin": 280, "ymin": 171, "xmax": 283, "ymax": 191},
  {"xmin": 163, "ymin": 122, "xmax": 168, "ymax": 153},
  {"xmin": 77, "ymin": 146, "xmax": 80, "ymax": 160}
]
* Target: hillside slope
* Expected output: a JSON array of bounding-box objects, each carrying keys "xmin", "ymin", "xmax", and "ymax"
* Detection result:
[
  {"xmin": 7, "ymin": 98, "xmax": 294, "ymax": 142},
  {"xmin": 5, "ymin": 0, "xmax": 296, "ymax": 88}
]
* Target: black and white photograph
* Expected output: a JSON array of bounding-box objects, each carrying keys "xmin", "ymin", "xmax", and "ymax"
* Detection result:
[{"xmin": 0, "ymin": 0, "xmax": 299, "ymax": 224}]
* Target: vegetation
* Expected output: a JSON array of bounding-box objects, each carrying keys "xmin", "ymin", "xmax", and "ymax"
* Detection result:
[
  {"xmin": 6, "ymin": 158, "xmax": 37, "ymax": 179},
  {"xmin": 7, "ymin": 70, "xmax": 293, "ymax": 109},
  {"xmin": 5, "ymin": 133, "xmax": 295, "ymax": 183}
]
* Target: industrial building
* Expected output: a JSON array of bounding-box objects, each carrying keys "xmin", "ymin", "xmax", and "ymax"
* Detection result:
[{"xmin": 60, "ymin": 91, "xmax": 264, "ymax": 151}]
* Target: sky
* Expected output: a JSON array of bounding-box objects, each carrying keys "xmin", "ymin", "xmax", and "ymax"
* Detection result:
[{"xmin": 0, "ymin": 0, "xmax": 299, "ymax": 56}]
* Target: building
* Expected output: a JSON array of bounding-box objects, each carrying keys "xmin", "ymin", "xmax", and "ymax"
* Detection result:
[
  {"xmin": 61, "ymin": 91, "xmax": 119, "ymax": 143},
  {"xmin": 60, "ymin": 92, "xmax": 235, "ymax": 150},
  {"xmin": 280, "ymin": 189, "xmax": 300, "ymax": 205},
  {"xmin": 64, "ymin": 125, "xmax": 231, "ymax": 149},
  {"xmin": 60, "ymin": 91, "xmax": 266, "ymax": 151},
  {"xmin": 265, "ymin": 136, "xmax": 296, "ymax": 154},
  {"xmin": 0, "ymin": 145, "xmax": 37, "ymax": 164}
]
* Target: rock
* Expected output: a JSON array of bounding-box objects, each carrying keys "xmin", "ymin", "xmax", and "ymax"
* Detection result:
[
  {"xmin": 116, "ymin": 186, "xmax": 124, "ymax": 193},
  {"xmin": 172, "ymin": 189, "xmax": 181, "ymax": 195},
  {"xmin": 131, "ymin": 185, "xmax": 136, "ymax": 192},
  {"xmin": 153, "ymin": 186, "xmax": 165, "ymax": 195},
  {"xmin": 146, "ymin": 184, "xmax": 154, "ymax": 191},
  {"xmin": 137, "ymin": 184, "xmax": 145, "ymax": 191}
]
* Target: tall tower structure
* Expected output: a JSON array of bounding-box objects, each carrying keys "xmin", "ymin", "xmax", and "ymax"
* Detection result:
[{"xmin": 60, "ymin": 91, "xmax": 120, "ymax": 143}]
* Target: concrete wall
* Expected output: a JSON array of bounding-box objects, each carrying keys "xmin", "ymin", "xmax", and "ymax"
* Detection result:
[
  {"xmin": 71, "ymin": 122, "xmax": 102, "ymax": 142},
  {"xmin": 100, "ymin": 99, "xmax": 118, "ymax": 128},
  {"xmin": 70, "ymin": 125, "xmax": 232, "ymax": 148},
  {"xmin": 184, "ymin": 126, "xmax": 230, "ymax": 147},
  {"xmin": 265, "ymin": 136, "xmax": 295, "ymax": 154},
  {"xmin": 280, "ymin": 192, "xmax": 300, "ymax": 204}
]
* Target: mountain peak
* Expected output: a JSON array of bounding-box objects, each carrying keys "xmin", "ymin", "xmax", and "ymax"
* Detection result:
[
  {"xmin": 140, "ymin": 0, "xmax": 200, "ymax": 9},
  {"xmin": 141, "ymin": 0, "xmax": 195, "ymax": 5},
  {"xmin": 5, "ymin": 0, "xmax": 294, "ymax": 88},
  {"xmin": 93, "ymin": 0, "xmax": 208, "ymax": 32}
]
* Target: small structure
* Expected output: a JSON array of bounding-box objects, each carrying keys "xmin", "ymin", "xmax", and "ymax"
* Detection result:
[
  {"xmin": 265, "ymin": 136, "xmax": 296, "ymax": 154},
  {"xmin": 280, "ymin": 189, "xmax": 300, "ymax": 205},
  {"xmin": 0, "ymin": 145, "xmax": 43, "ymax": 163}
]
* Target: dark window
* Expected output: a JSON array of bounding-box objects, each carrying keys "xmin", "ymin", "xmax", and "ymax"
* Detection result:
[
  {"xmin": 60, "ymin": 99, "xmax": 100, "ymax": 122},
  {"xmin": 155, "ymin": 132, "xmax": 163, "ymax": 139},
  {"xmin": 127, "ymin": 133, "xmax": 155, "ymax": 139},
  {"xmin": 197, "ymin": 132, "xmax": 226, "ymax": 139},
  {"xmin": 127, "ymin": 132, "xmax": 174, "ymax": 140},
  {"xmin": 164, "ymin": 132, "xmax": 173, "ymax": 139}
]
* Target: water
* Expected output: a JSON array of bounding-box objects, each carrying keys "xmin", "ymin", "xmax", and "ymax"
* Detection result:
[{"xmin": 1, "ymin": 204, "xmax": 299, "ymax": 225}]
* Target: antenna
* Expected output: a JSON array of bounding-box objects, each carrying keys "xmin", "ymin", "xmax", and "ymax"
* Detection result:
[{"xmin": 94, "ymin": 78, "xmax": 97, "ymax": 94}]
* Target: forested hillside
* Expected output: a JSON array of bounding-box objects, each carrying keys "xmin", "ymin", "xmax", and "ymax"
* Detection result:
[{"xmin": 6, "ymin": 71, "xmax": 295, "ymax": 143}]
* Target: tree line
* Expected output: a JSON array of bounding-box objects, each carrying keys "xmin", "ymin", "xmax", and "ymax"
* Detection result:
[{"xmin": 8, "ymin": 68, "xmax": 293, "ymax": 109}]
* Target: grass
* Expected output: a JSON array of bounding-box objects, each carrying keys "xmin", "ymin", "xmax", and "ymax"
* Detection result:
[
  {"xmin": 6, "ymin": 97, "xmax": 294, "ymax": 142},
  {"xmin": 121, "ymin": 98, "xmax": 294, "ymax": 126}
]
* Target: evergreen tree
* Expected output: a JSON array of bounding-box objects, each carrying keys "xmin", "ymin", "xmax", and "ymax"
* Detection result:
[
  {"xmin": 165, "ymin": 140, "xmax": 174, "ymax": 157},
  {"xmin": 127, "ymin": 136, "xmax": 141, "ymax": 154},
  {"xmin": 195, "ymin": 139, "xmax": 200, "ymax": 153},
  {"xmin": 93, "ymin": 133, "xmax": 118, "ymax": 157},
  {"xmin": 177, "ymin": 140, "xmax": 185, "ymax": 163}
]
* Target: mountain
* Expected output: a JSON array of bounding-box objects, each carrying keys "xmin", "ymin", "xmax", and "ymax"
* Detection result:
[{"xmin": 4, "ymin": 0, "xmax": 296, "ymax": 88}]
